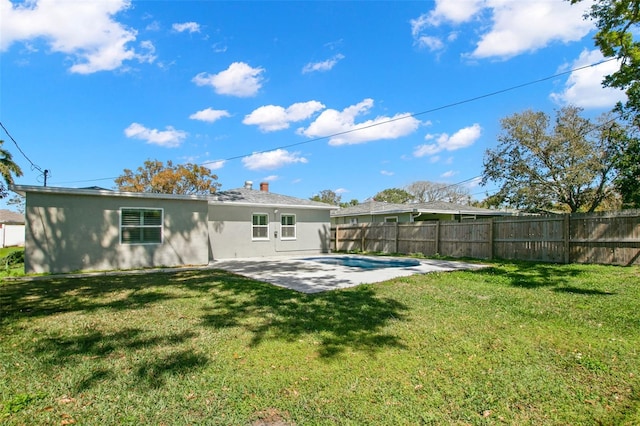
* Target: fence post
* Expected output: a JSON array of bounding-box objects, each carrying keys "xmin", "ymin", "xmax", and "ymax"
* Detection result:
[
  {"xmin": 563, "ymin": 214, "xmax": 570, "ymax": 264},
  {"xmin": 361, "ymin": 225, "xmax": 366, "ymax": 252},
  {"xmin": 488, "ymin": 218, "xmax": 494, "ymax": 260},
  {"xmin": 394, "ymin": 222, "xmax": 399, "ymax": 253},
  {"xmin": 335, "ymin": 225, "xmax": 340, "ymax": 252},
  {"xmin": 435, "ymin": 221, "xmax": 440, "ymax": 255}
]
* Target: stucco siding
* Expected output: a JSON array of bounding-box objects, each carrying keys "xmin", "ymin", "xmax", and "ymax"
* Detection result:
[
  {"xmin": 208, "ymin": 204, "xmax": 330, "ymax": 259},
  {"xmin": 25, "ymin": 192, "xmax": 209, "ymax": 273}
]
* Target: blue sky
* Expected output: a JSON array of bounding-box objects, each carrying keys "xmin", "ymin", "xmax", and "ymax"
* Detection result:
[{"xmin": 0, "ymin": 0, "xmax": 627, "ymax": 207}]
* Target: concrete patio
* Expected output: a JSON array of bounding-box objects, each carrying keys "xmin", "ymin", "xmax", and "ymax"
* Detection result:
[{"xmin": 211, "ymin": 255, "xmax": 486, "ymax": 293}]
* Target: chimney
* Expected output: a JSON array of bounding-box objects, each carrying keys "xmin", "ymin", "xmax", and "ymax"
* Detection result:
[
  {"xmin": 244, "ymin": 180, "xmax": 253, "ymax": 190},
  {"xmin": 260, "ymin": 182, "xmax": 269, "ymax": 192}
]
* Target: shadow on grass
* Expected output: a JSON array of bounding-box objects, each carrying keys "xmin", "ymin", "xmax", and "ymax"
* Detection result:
[
  {"xmin": 474, "ymin": 261, "xmax": 586, "ymax": 289},
  {"xmin": 187, "ymin": 270, "xmax": 409, "ymax": 358},
  {"xmin": 0, "ymin": 272, "xmax": 180, "ymax": 320},
  {"xmin": 1, "ymin": 268, "xmax": 408, "ymax": 366},
  {"xmin": 32, "ymin": 327, "xmax": 205, "ymax": 391},
  {"xmin": 553, "ymin": 286, "xmax": 616, "ymax": 296}
]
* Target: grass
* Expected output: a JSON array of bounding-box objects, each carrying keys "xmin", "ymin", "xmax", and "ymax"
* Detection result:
[
  {"xmin": 0, "ymin": 247, "xmax": 24, "ymax": 277},
  {"xmin": 1, "ymin": 260, "xmax": 639, "ymax": 425}
]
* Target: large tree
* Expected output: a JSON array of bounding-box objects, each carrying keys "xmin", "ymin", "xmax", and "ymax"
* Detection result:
[
  {"xmin": 0, "ymin": 140, "xmax": 23, "ymax": 198},
  {"xmin": 572, "ymin": 0, "xmax": 640, "ymax": 124},
  {"xmin": 481, "ymin": 106, "xmax": 621, "ymax": 213},
  {"xmin": 310, "ymin": 189, "xmax": 342, "ymax": 205},
  {"xmin": 373, "ymin": 188, "xmax": 413, "ymax": 204},
  {"xmin": 405, "ymin": 180, "xmax": 471, "ymax": 204},
  {"xmin": 571, "ymin": 0, "xmax": 640, "ymax": 207},
  {"xmin": 612, "ymin": 124, "xmax": 640, "ymax": 207},
  {"xmin": 115, "ymin": 159, "xmax": 221, "ymax": 195}
]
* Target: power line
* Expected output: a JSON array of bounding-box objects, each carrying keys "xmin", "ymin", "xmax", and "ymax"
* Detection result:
[
  {"xmin": 202, "ymin": 58, "xmax": 618, "ymax": 166},
  {"xmin": 0, "ymin": 121, "xmax": 48, "ymax": 180},
  {"xmin": 51, "ymin": 57, "xmax": 618, "ymax": 185}
]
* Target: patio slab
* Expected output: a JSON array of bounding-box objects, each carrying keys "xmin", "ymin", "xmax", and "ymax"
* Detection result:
[{"xmin": 211, "ymin": 255, "xmax": 486, "ymax": 293}]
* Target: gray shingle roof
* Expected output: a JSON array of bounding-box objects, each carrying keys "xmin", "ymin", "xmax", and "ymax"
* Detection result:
[
  {"xmin": 0, "ymin": 209, "xmax": 25, "ymax": 223},
  {"xmin": 211, "ymin": 187, "xmax": 336, "ymax": 210},
  {"xmin": 331, "ymin": 201, "xmax": 407, "ymax": 216},
  {"xmin": 332, "ymin": 200, "xmax": 511, "ymax": 217},
  {"xmin": 11, "ymin": 184, "xmax": 335, "ymax": 210}
]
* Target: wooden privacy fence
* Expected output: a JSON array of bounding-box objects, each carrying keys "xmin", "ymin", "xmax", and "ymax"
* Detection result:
[{"xmin": 331, "ymin": 211, "xmax": 640, "ymax": 266}]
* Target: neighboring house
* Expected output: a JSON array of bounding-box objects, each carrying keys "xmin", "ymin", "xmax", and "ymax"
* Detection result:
[
  {"xmin": 331, "ymin": 200, "xmax": 513, "ymax": 225},
  {"xmin": 11, "ymin": 181, "xmax": 335, "ymax": 274},
  {"xmin": 0, "ymin": 209, "xmax": 25, "ymax": 248}
]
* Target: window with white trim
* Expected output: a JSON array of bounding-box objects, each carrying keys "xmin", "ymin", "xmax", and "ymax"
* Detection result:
[
  {"xmin": 349, "ymin": 218, "xmax": 358, "ymax": 225},
  {"xmin": 384, "ymin": 216, "xmax": 398, "ymax": 223},
  {"xmin": 280, "ymin": 214, "xmax": 296, "ymax": 240},
  {"xmin": 120, "ymin": 208, "xmax": 163, "ymax": 244},
  {"xmin": 252, "ymin": 213, "xmax": 269, "ymax": 240}
]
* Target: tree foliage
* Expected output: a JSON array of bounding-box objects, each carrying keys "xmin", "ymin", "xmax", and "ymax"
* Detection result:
[
  {"xmin": 612, "ymin": 126, "xmax": 640, "ymax": 207},
  {"xmin": 405, "ymin": 180, "xmax": 471, "ymax": 204},
  {"xmin": 310, "ymin": 189, "xmax": 342, "ymax": 205},
  {"xmin": 373, "ymin": 188, "xmax": 413, "ymax": 204},
  {"xmin": 342, "ymin": 199, "xmax": 360, "ymax": 207},
  {"xmin": 481, "ymin": 106, "xmax": 622, "ymax": 213},
  {"xmin": 572, "ymin": 0, "xmax": 640, "ymax": 123},
  {"xmin": 0, "ymin": 140, "xmax": 23, "ymax": 199},
  {"xmin": 114, "ymin": 159, "xmax": 221, "ymax": 195},
  {"xmin": 7, "ymin": 194, "xmax": 25, "ymax": 214}
]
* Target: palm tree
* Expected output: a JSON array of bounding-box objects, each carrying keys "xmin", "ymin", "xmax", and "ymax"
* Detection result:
[{"xmin": 0, "ymin": 140, "xmax": 23, "ymax": 198}]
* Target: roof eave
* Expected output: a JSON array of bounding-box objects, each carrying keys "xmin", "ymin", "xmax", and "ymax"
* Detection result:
[
  {"xmin": 208, "ymin": 199, "xmax": 336, "ymax": 210},
  {"xmin": 10, "ymin": 184, "xmax": 210, "ymax": 202}
]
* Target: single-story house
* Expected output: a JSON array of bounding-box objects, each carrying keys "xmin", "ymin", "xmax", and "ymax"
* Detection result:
[
  {"xmin": 331, "ymin": 200, "xmax": 514, "ymax": 225},
  {"xmin": 11, "ymin": 181, "xmax": 335, "ymax": 274},
  {"xmin": 0, "ymin": 209, "xmax": 25, "ymax": 248}
]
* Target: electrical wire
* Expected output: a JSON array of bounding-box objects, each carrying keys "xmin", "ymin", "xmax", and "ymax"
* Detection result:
[
  {"xmin": 37, "ymin": 57, "xmax": 619, "ymax": 186},
  {"xmin": 203, "ymin": 58, "xmax": 618, "ymax": 165},
  {"xmin": 0, "ymin": 121, "xmax": 47, "ymax": 176}
]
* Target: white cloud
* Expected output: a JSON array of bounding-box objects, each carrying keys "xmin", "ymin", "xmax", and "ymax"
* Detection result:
[
  {"xmin": 380, "ymin": 170, "xmax": 394, "ymax": 176},
  {"xmin": 302, "ymin": 53, "xmax": 345, "ymax": 73},
  {"xmin": 172, "ymin": 22, "xmax": 200, "ymax": 33},
  {"xmin": 335, "ymin": 188, "xmax": 349, "ymax": 194},
  {"xmin": 0, "ymin": 0, "xmax": 155, "ymax": 74},
  {"xmin": 189, "ymin": 107, "xmax": 231, "ymax": 123},
  {"xmin": 202, "ymin": 159, "xmax": 225, "ymax": 170},
  {"xmin": 242, "ymin": 149, "xmax": 308, "ymax": 171},
  {"xmin": 124, "ymin": 122, "xmax": 187, "ymax": 148},
  {"xmin": 416, "ymin": 36, "xmax": 444, "ymax": 52},
  {"xmin": 550, "ymin": 49, "xmax": 627, "ymax": 108},
  {"xmin": 414, "ymin": 123, "xmax": 481, "ymax": 157},
  {"xmin": 411, "ymin": 0, "xmax": 593, "ymax": 59},
  {"xmin": 192, "ymin": 62, "xmax": 264, "ymax": 97},
  {"xmin": 262, "ymin": 175, "xmax": 279, "ymax": 182},
  {"xmin": 470, "ymin": 1, "xmax": 593, "ymax": 59},
  {"xmin": 243, "ymin": 101, "xmax": 325, "ymax": 132},
  {"xmin": 440, "ymin": 170, "xmax": 457, "ymax": 178},
  {"xmin": 413, "ymin": 0, "xmax": 483, "ymax": 29},
  {"xmin": 299, "ymin": 99, "xmax": 421, "ymax": 146}
]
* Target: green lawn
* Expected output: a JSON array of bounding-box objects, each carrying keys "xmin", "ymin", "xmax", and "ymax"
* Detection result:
[{"xmin": 1, "ymin": 261, "xmax": 639, "ymax": 425}]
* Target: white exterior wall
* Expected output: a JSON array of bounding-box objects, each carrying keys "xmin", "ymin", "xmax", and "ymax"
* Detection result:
[
  {"xmin": 208, "ymin": 204, "xmax": 331, "ymax": 259},
  {"xmin": 0, "ymin": 224, "xmax": 25, "ymax": 247}
]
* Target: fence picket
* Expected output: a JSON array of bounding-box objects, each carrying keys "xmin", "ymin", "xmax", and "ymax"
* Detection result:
[{"xmin": 332, "ymin": 211, "xmax": 640, "ymax": 265}]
